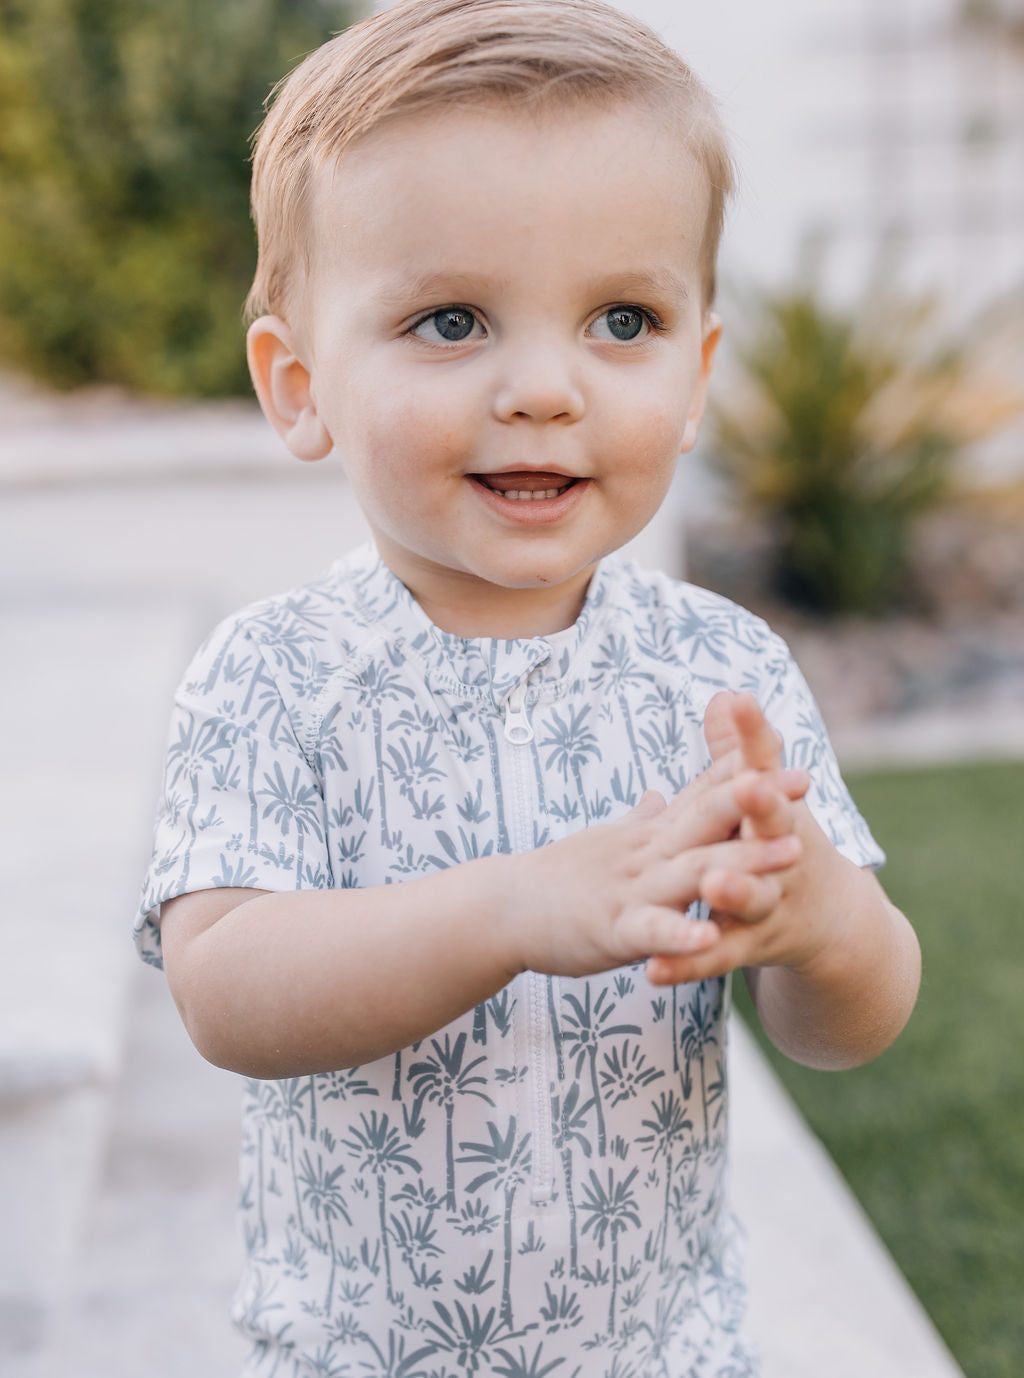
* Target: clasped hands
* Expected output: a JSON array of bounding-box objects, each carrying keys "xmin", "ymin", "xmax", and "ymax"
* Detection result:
[{"xmin": 509, "ymin": 690, "xmax": 843, "ymax": 986}]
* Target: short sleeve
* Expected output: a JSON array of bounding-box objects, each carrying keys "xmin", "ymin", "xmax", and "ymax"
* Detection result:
[
  {"xmin": 134, "ymin": 616, "xmax": 330, "ymax": 969},
  {"xmin": 758, "ymin": 632, "xmax": 885, "ymax": 871}
]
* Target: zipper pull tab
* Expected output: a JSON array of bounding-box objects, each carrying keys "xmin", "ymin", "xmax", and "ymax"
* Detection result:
[{"xmin": 503, "ymin": 683, "xmax": 534, "ymax": 744}]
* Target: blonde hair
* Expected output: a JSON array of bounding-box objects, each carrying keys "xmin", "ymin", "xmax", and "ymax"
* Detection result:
[{"xmin": 245, "ymin": 0, "xmax": 734, "ymax": 321}]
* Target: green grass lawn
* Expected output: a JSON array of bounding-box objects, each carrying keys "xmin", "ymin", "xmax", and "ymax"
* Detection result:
[{"xmin": 733, "ymin": 759, "xmax": 1024, "ymax": 1378}]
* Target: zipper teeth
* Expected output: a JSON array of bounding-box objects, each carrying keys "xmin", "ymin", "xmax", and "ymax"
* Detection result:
[
  {"xmin": 528, "ymin": 970, "xmax": 554, "ymax": 1204},
  {"xmin": 503, "ymin": 679, "xmax": 555, "ymax": 1207}
]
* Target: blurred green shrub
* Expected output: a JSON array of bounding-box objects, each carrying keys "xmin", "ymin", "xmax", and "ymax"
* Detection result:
[
  {"xmin": 0, "ymin": 0, "xmax": 361, "ymax": 396},
  {"xmin": 710, "ymin": 271, "xmax": 1018, "ymax": 615}
]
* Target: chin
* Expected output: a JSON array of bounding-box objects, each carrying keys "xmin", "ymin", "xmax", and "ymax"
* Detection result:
[{"xmin": 484, "ymin": 556, "xmax": 595, "ymax": 591}]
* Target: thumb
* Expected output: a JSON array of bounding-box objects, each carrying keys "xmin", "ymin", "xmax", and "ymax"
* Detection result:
[
  {"xmin": 704, "ymin": 691, "xmax": 740, "ymax": 762},
  {"xmin": 632, "ymin": 789, "xmax": 668, "ymax": 819}
]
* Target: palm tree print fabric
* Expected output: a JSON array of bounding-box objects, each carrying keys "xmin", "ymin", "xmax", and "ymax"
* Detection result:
[{"xmin": 136, "ymin": 544, "xmax": 883, "ymax": 1378}]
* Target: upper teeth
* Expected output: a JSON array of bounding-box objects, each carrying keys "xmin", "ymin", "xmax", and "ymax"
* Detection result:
[{"xmin": 501, "ymin": 487, "xmax": 566, "ymax": 501}]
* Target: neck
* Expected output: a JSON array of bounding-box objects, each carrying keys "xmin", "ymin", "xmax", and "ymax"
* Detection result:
[{"xmin": 378, "ymin": 551, "xmax": 596, "ymax": 639}]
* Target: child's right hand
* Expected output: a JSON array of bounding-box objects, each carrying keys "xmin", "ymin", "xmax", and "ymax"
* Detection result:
[{"xmin": 501, "ymin": 748, "xmax": 809, "ymax": 981}]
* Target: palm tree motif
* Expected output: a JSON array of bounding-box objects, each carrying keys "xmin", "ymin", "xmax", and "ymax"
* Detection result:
[
  {"xmin": 256, "ymin": 1078, "xmax": 311, "ymax": 1236},
  {"xmin": 257, "ymin": 761, "xmax": 324, "ymax": 886},
  {"xmin": 598, "ymin": 1039, "xmax": 663, "ymax": 1108},
  {"xmin": 458, "ymin": 1118, "xmax": 532, "ymax": 1327},
  {"xmin": 359, "ymin": 653, "xmax": 416, "ymax": 848},
  {"xmin": 391, "ymin": 1038, "xmax": 422, "ymax": 1107},
  {"xmin": 489, "ymin": 989, "xmax": 517, "ymax": 1042},
  {"xmin": 589, "ymin": 634, "xmax": 653, "ymax": 790},
  {"xmin": 166, "ymin": 714, "xmax": 231, "ymax": 791},
  {"xmin": 423, "ymin": 1298, "xmax": 517, "ymax": 1374},
  {"xmin": 316, "ymin": 702, "xmax": 349, "ymax": 780},
  {"xmin": 636, "ymin": 1090, "xmax": 693, "ymax": 1269},
  {"xmin": 559, "ymin": 988, "xmax": 640, "ymax": 1156},
  {"xmin": 492, "ymin": 1342, "xmax": 569, "ymax": 1377},
  {"xmin": 343, "ymin": 1111, "xmax": 421, "ymax": 1303},
  {"xmin": 301, "ymin": 1340, "xmax": 357, "ymax": 1376},
  {"xmin": 633, "ymin": 1285, "xmax": 688, "ymax": 1375},
  {"xmin": 538, "ymin": 704, "xmax": 601, "ymax": 823},
  {"xmin": 635, "ymin": 710, "xmax": 691, "ymax": 795},
  {"xmin": 240, "ymin": 728, "xmax": 261, "ymax": 852},
  {"xmin": 296, "ymin": 1150, "xmax": 351, "ymax": 1315},
  {"xmin": 408, "ymin": 1032, "xmax": 494, "ymax": 1210},
  {"xmin": 601, "ymin": 1356, "xmax": 641, "ymax": 1378},
  {"xmin": 235, "ymin": 1267, "xmax": 295, "ymax": 1374},
  {"xmin": 242, "ymin": 1080, "xmax": 275, "ymax": 1248},
  {"xmin": 550, "ymin": 1082, "xmax": 594, "ymax": 1277},
  {"xmin": 670, "ymin": 985, "xmax": 681, "ymax": 1085},
  {"xmin": 359, "ymin": 1329, "xmax": 439, "ymax": 1378},
  {"xmin": 198, "ymin": 629, "xmax": 248, "ymax": 695},
  {"xmin": 237, "ymin": 649, "xmax": 282, "ymax": 721},
  {"xmin": 578, "ymin": 1166, "xmax": 642, "ymax": 1335},
  {"xmin": 679, "ymin": 984, "xmax": 721, "ymax": 1148},
  {"xmin": 668, "ymin": 601, "xmax": 744, "ymax": 670}
]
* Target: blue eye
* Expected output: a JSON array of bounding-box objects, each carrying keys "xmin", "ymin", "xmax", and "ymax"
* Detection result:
[
  {"xmin": 594, "ymin": 307, "xmax": 648, "ymax": 341},
  {"xmin": 412, "ymin": 307, "xmax": 481, "ymax": 343}
]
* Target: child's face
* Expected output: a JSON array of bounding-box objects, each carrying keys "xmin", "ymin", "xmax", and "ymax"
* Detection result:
[{"xmin": 252, "ymin": 101, "xmax": 720, "ymax": 635}]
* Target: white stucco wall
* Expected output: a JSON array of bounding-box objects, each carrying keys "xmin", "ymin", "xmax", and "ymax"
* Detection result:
[{"xmin": 619, "ymin": 0, "xmax": 1023, "ymax": 309}]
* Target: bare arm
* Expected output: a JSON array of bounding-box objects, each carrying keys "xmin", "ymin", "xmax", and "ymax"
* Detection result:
[
  {"xmin": 160, "ymin": 753, "xmax": 809, "ymax": 1079},
  {"xmin": 161, "ymin": 860, "xmax": 520, "ymax": 1078},
  {"xmin": 740, "ymin": 837, "xmax": 921, "ymax": 1070},
  {"xmin": 646, "ymin": 693, "xmax": 921, "ymax": 1070}
]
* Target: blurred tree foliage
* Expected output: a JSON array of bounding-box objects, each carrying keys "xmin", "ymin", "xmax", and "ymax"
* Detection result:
[
  {"xmin": 710, "ymin": 268, "xmax": 1021, "ymax": 616},
  {"xmin": 0, "ymin": 0, "xmax": 361, "ymax": 395}
]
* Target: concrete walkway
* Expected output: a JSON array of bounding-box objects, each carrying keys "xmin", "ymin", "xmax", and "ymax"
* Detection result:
[{"xmin": 1, "ymin": 385, "xmax": 965, "ymax": 1376}]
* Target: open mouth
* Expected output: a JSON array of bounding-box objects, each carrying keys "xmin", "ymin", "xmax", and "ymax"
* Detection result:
[{"xmin": 472, "ymin": 472, "xmax": 579, "ymax": 502}]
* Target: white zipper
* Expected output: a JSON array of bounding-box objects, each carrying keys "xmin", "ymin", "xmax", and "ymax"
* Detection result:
[
  {"xmin": 503, "ymin": 682, "xmax": 534, "ymax": 744},
  {"xmin": 501, "ymin": 678, "xmax": 555, "ymax": 1206},
  {"xmin": 527, "ymin": 966, "xmax": 555, "ymax": 1205}
]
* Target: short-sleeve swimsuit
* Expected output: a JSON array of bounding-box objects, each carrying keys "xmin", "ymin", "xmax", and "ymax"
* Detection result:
[{"xmin": 136, "ymin": 544, "xmax": 882, "ymax": 1378}]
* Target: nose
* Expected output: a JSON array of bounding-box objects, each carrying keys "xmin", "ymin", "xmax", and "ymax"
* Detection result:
[{"xmin": 491, "ymin": 341, "xmax": 585, "ymax": 425}]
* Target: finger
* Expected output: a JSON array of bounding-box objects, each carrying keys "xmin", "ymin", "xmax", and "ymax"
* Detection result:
[
  {"xmin": 648, "ymin": 832, "xmax": 801, "ymax": 908},
  {"xmin": 703, "ymin": 691, "xmax": 742, "ymax": 763},
  {"xmin": 645, "ymin": 927, "xmax": 750, "ymax": 986},
  {"xmin": 700, "ymin": 866, "xmax": 788, "ymax": 923},
  {"xmin": 668, "ymin": 748, "xmax": 744, "ymax": 808},
  {"xmin": 658, "ymin": 773, "xmax": 748, "ymax": 851},
  {"xmin": 658, "ymin": 769, "xmax": 807, "ymax": 856},
  {"xmin": 733, "ymin": 771, "xmax": 800, "ymax": 841},
  {"xmin": 732, "ymin": 693, "xmax": 784, "ymax": 772},
  {"xmin": 631, "ymin": 789, "xmax": 668, "ymax": 820},
  {"xmin": 616, "ymin": 905, "xmax": 720, "ymax": 964},
  {"xmin": 779, "ymin": 768, "xmax": 811, "ymax": 803},
  {"xmin": 648, "ymin": 921, "xmax": 776, "ymax": 986}
]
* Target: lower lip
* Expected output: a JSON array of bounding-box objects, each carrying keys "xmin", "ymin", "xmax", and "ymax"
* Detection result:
[{"xmin": 469, "ymin": 477, "xmax": 589, "ymax": 525}]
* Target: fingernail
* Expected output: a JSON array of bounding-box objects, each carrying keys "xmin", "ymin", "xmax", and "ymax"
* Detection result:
[{"xmin": 682, "ymin": 923, "xmax": 715, "ymax": 953}]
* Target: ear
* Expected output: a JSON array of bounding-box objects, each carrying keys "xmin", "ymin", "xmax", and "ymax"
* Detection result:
[
  {"xmin": 679, "ymin": 313, "xmax": 723, "ymax": 454},
  {"xmin": 246, "ymin": 315, "xmax": 333, "ymax": 462}
]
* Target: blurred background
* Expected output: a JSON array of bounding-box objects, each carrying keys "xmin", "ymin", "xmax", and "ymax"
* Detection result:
[{"xmin": 1, "ymin": 1, "xmax": 1022, "ymax": 1376}]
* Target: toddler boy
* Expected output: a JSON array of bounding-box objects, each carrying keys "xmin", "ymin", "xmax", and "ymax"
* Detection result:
[{"xmin": 136, "ymin": 1, "xmax": 921, "ymax": 1374}]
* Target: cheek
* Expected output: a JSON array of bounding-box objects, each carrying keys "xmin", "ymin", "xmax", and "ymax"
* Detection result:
[
  {"xmin": 606, "ymin": 368, "xmax": 694, "ymax": 458},
  {"xmin": 372, "ymin": 385, "xmax": 470, "ymax": 464},
  {"xmin": 613, "ymin": 398, "xmax": 690, "ymax": 476}
]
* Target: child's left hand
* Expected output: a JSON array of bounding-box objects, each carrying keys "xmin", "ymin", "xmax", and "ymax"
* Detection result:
[
  {"xmin": 646, "ymin": 691, "xmax": 849, "ymax": 986},
  {"xmin": 647, "ymin": 691, "xmax": 921, "ymax": 1071}
]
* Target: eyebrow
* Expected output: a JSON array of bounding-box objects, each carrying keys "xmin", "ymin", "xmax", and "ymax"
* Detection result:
[
  {"xmin": 374, "ymin": 266, "xmax": 690, "ymax": 309},
  {"xmin": 373, "ymin": 272, "xmax": 502, "ymax": 309},
  {"xmin": 584, "ymin": 269, "xmax": 690, "ymax": 304}
]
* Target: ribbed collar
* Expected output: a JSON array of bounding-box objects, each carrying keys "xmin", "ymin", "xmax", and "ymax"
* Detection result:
[{"xmin": 344, "ymin": 542, "xmax": 613, "ymax": 708}]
